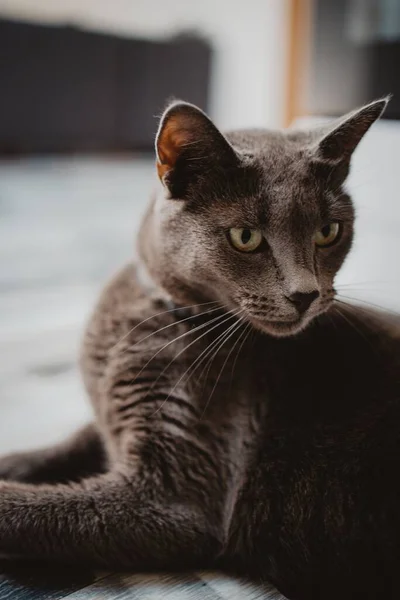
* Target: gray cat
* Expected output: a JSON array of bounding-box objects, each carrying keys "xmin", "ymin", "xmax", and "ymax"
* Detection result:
[{"xmin": 1, "ymin": 97, "xmax": 399, "ymax": 600}]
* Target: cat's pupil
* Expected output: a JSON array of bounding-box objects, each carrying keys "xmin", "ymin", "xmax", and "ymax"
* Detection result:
[
  {"xmin": 241, "ymin": 229, "xmax": 252, "ymax": 244},
  {"xmin": 321, "ymin": 225, "xmax": 331, "ymax": 238}
]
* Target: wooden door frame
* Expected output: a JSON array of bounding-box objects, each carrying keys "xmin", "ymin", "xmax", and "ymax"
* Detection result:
[{"xmin": 285, "ymin": 0, "xmax": 313, "ymax": 127}]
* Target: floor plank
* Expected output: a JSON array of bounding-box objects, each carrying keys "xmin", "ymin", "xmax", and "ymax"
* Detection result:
[
  {"xmin": 0, "ymin": 561, "xmax": 104, "ymax": 600},
  {"xmin": 66, "ymin": 573, "xmax": 222, "ymax": 600},
  {"xmin": 198, "ymin": 572, "xmax": 281, "ymax": 599}
]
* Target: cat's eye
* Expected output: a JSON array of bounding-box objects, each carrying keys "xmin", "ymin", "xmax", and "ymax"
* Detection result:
[
  {"xmin": 228, "ymin": 228, "xmax": 263, "ymax": 252},
  {"xmin": 314, "ymin": 222, "xmax": 341, "ymax": 247}
]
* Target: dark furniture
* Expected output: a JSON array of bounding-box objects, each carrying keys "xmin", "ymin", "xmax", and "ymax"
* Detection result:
[{"xmin": 0, "ymin": 18, "xmax": 212, "ymax": 153}]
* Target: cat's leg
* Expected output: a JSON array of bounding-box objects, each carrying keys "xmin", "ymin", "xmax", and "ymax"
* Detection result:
[
  {"xmin": 0, "ymin": 471, "xmax": 221, "ymax": 569},
  {"xmin": 0, "ymin": 423, "xmax": 106, "ymax": 484}
]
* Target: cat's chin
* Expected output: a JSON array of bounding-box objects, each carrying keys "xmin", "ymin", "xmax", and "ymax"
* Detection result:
[{"xmin": 249, "ymin": 316, "xmax": 312, "ymax": 338}]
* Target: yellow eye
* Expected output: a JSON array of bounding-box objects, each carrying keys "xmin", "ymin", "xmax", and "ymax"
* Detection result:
[
  {"xmin": 228, "ymin": 228, "xmax": 263, "ymax": 252},
  {"xmin": 314, "ymin": 222, "xmax": 341, "ymax": 247}
]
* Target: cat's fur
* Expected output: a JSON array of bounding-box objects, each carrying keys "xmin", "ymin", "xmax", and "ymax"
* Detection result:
[{"xmin": 1, "ymin": 98, "xmax": 400, "ymax": 600}]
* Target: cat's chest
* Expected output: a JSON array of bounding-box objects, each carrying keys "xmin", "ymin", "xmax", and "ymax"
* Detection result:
[
  {"xmin": 181, "ymin": 337, "xmax": 269, "ymax": 470},
  {"xmin": 183, "ymin": 328, "xmax": 266, "ymax": 423}
]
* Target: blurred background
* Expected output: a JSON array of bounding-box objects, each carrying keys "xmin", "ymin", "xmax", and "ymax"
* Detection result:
[{"xmin": 0, "ymin": 0, "xmax": 399, "ymax": 452}]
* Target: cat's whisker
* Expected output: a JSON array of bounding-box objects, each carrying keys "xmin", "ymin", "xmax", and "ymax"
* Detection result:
[
  {"xmin": 326, "ymin": 310, "xmax": 339, "ymax": 333},
  {"xmin": 151, "ymin": 309, "xmax": 245, "ymax": 416},
  {"xmin": 336, "ymin": 280, "xmax": 394, "ymax": 289},
  {"xmin": 334, "ymin": 298, "xmax": 376, "ymax": 317},
  {"xmin": 210, "ymin": 318, "xmax": 250, "ymax": 391},
  {"xmin": 199, "ymin": 318, "xmax": 248, "ymax": 394},
  {"xmin": 193, "ymin": 315, "xmax": 247, "ymax": 394},
  {"xmin": 147, "ymin": 307, "xmax": 243, "ymax": 403},
  {"xmin": 332, "ymin": 304, "xmax": 377, "ymax": 353},
  {"xmin": 121, "ymin": 303, "xmax": 222, "ymax": 357},
  {"xmin": 335, "ymin": 284, "xmax": 398, "ymax": 298},
  {"xmin": 110, "ymin": 300, "xmax": 219, "ymax": 353},
  {"xmin": 184, "ymin": 312, "xmax": 247, "ymax": 394},
  {"xmin": 174, "ymin": 316, "xmax": 242, "ymax": 408},
  {"xmin": 333, "ymin": 298, "xmax": 389, "ymax": 330},
  {"xmin": 229, "ymin": 321, "xmax": 253, "ymax": 387},
  {"xmin": 335, "ymin": 294, "xmax": 399, "ymax": 316},
  {"xmin": 127, "ymin": 308, "xmax": 238, "ymax": 393},
  {"xmin": 200, "ymin": 317, "xmax": 247, "ymax": 419}
]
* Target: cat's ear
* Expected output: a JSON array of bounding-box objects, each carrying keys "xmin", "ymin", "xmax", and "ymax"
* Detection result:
[
  {"xmin": 155, "ymin": 101, "xmax": 238, "ymax": 198},
  {"xmin": 313, "ymin": 97, "xmax": 389, "ymax": 163}
]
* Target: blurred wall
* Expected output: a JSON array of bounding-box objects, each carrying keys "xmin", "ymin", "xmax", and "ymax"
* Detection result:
[{"xmin": 0, "ymin": 0, "xmax": 290, "ymax": 130}]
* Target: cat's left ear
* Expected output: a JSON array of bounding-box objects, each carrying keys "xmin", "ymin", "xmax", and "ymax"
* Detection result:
[
  {"xmin": 156, "ymin": 101, "xmax": 238, "ymax": 198},
  {"xmin": 313, "ymin": 97, "xmax": 389, "ymax": 163}
]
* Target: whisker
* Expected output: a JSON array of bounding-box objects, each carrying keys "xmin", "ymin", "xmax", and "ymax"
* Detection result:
[
  {"xmin": 200, "ymin": 317, "xmax": 247, "ymax": 419},
  {"xmin": 121, "ymin": 303, "xmax": 222, "ymax": 357},
  {"xmin": 195, "ymin": 317, "xmax": 243, "ymax": 395},
  {"xmin": 210, "ymin": 318, "xmax": 248, "ymax": 393},
  {"xmin": 229, "ymin": 321, "xmax": 253, "ymax": 387},
  {"xmin": 187, "ymin": 313, "xmax": 246, "ymax": 394},
  {"xmin": 334, "ymin": 298, "xmax": 390, "ymax": 329},
  {"xmin": 335, "ymin": 294, "xmax": 399, "ymax": 316},
  {"xmin": 110, "ymin": 300, "xmax": 219, "ymax": 353},
  {"xmin": 150, "ymin": 309, "xmax": 244, "ymax": 416},
  {"xmin": 334, "ymin": 298, "xmax": 377, "ymax": 318},
  {"xmin": 147, "ymin": 307, "xmax": 240, "ymax": 396},
  {"xmin": 325, "ymin": 308, "xmax": 340, "ymax": 333},
  {"xmin": 127, "ymin": 308, "xmax": 236, "ymax": 393},
  {"xmin": 336, "ymin": 280, "xmax": 395, "ymax": 289},
  {"xmin": 181, "ymin": 315, "xmax": 244, "ymax": 395},
  {"xmin": 332, "ymin": 304, "xmax": 376, "ymax": 353}
]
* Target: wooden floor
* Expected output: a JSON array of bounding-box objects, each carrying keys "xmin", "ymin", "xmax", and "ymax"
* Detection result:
[
  {"xmin": 0, "ymin": 564, "xmax": 280, "ymax": 599},
  {"xmin": 0, "ymin": 123, "xmax": 399, "ymax": 598}
]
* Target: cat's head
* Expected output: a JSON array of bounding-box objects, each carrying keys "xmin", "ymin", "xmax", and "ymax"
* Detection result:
[{"xmin": 139, "ymin": 98, "xmax": 388, "ymax": 337}]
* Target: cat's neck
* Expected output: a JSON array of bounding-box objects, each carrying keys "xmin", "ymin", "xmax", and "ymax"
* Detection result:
[{"xmin": 136, "ymin": 257, "xmax": 207, "ymax": 319}]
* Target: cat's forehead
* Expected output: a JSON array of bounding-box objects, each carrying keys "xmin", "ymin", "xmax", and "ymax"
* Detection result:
[
  {"xmin": 216, "ymin": 130, "xmax": 323, "ymax": 226},
  {"xmin": 226, "ymin": 128, "xmax": 303, "ymax": 162},
  {"xmin": 227, "ymin": 128, "xmax": 317, "ymax": 188}
]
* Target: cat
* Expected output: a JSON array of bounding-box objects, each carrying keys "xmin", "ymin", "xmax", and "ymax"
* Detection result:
[{"xmin": 1, "ymin": 96, "xmax": 399, "ymax": 600}]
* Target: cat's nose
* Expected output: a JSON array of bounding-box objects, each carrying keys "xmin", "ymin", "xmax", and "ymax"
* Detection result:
[{"xmin": 286, "ymin": 290, "xmax": 320, "ymax": 314}]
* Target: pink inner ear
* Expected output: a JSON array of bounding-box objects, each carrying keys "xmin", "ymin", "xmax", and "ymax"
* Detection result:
[{"xmin": 156, "ymin": 116, "xmax": 194, "ymax": 180}]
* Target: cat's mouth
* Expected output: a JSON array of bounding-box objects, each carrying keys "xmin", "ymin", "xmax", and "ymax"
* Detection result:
[
  {"xmin": 244, "ymin": 304, "xmax": 332, "ymax": 337},
  {"xmin": 235, "ymin": 294, "xmax": 334, "ymax": 337},
  {"xmin": 248, "ymin": 315, "xmax": 307, "ymax": 337}
]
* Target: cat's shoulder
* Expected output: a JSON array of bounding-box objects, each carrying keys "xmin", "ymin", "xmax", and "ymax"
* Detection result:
[
  {"xmin": 99, "ymin": 262, "xmax": 143, "ymax": 303},
  {"xmin": 92, "ymin": 260, "xmax": 170, "ymax": 321}
]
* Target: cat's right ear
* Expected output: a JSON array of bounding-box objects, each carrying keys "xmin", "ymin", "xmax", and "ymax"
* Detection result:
[
  {"xmin": 313, "ymin": 97, "xmax": 389, "ymax": 163},
  {"xmin": 155, "ymin": 101, "xmax": 238, "ymax": 199}
]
